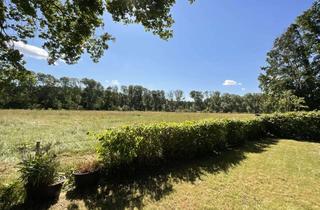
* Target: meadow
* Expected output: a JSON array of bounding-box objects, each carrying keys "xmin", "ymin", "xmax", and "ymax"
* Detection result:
[{"xmin": 0, "ymin": 110, "xmax": 253, "ymax": 183}]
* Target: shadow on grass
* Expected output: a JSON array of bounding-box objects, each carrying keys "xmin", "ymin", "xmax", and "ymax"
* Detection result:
[
  {"xmin": 65, "ymin": 138, "xmax": 279, "ymax": 210},
  {"xmin": 9, "ymin": 200, "xmax": 60, "ymax": 210}
]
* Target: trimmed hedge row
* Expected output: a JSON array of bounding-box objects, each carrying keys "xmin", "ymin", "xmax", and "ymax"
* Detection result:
[
  {"xmin": 262, "ymin": 112, "xmax": 320, "ymax": 140},
  {"xmin": 97, "ymin": 112, "xmax": 320, "ymax": 170}
]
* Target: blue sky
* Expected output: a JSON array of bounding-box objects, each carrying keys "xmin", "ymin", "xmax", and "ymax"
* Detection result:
[{"xmin": 18, "ymin": 0, "xmax": 314, "ymax": 95}]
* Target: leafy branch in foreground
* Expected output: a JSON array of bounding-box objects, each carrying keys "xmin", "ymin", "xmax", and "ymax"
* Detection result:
[{"xmin": 0, "ymin": 0, "xmax": 195, "ymax": 70}]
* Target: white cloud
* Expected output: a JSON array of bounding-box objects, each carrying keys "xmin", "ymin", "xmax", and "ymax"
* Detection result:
[
  {"xmin": 223, "ymin": 80, "xmax": 239, "ymax": 86},
  {"xmin": 106, "ymin": 80, "xmax": 120, "ymax": 87},
  {"xmin": 9, "ymin": 41, "xmax": 49, "ymax": 60},
  {"xmin": 8, "ymin": 41, "xmax": 65, "ymax": 65},
  {"xmin": 110, "ymin": 80, "xmax": 120, "ymax": 86},
  {"xmin": 241, "ymin": 88, "xmax": 246, "ymax": 91}
]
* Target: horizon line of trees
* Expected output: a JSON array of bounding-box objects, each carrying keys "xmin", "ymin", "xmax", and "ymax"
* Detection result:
[{"xmin": 0, "ymin": 70, "xmax": 308, "ymax": 113}]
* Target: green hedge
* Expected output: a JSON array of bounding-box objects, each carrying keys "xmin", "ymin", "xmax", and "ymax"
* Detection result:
[
  {"xmin": 97, "ymin": 119, "xmax": 265, "ymax": 170},
  {"xmin": 262, "ymin": 112, "xmax": 320, "ymax": 140},
  {"xmin": 97, "ymin": 112, "xmax": 320, "ymax": 170}
]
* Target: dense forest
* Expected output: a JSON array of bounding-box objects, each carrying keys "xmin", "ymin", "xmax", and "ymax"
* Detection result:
[{"xmin": 0, "ymin": 70, "xmax": 307, "ymax": 113}]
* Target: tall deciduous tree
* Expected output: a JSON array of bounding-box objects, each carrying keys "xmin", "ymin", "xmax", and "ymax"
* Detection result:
[
  {"xmin": 0, "ymin": 68, "xmax": 36, "ymax": 108},
  {"xmin": 81, "ymin": 78, "xmax": 104, "ymax": 110},
  {"xmin": 259, "ymin": 0, "xmax": 320, "ymax": 110},
  {"xmin": 190, "ymin": 90, "xmax": 204, "ymax": 111}
]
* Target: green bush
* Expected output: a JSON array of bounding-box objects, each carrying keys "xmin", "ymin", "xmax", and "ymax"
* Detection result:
[
  {"xmin": 97, "ymin": 118, "xmax": 265, "ymax": 170},
  {"xmin": 97, "ymin": 112, "xmax": 320, "ymax": 172},
  {"xmin": 261, "ymin": 111, "xmax": 320, "ymax": 140},
  {"xmin": 0, "ymin": 181, "xmax": 25, "ymax": 210}
]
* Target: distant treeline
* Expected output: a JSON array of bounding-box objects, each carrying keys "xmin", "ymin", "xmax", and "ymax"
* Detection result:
[{"xmin": 0, "ymin": 70, "xmax": 308, "ymax": 113}]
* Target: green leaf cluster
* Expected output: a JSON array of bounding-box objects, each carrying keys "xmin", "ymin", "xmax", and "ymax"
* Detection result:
[
  {"xmin": 0, "ymin": 181, "xmax": 25, "ymax": 210},
  {"xmin": 18, "ymin": 151, "xmax": 58, "ymax": 188},
  {"xmin": 1, "ymin": 0, "xmax": 194, "ymax": 69}
]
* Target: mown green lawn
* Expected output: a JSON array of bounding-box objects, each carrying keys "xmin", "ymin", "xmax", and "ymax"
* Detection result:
[
  {"xmin": 0, "ymin": 110, "xmax": 253, "ymax": 184},
  {"xmin": 52, "ymin": 139, "xmax": 320, "ymax": 210}
]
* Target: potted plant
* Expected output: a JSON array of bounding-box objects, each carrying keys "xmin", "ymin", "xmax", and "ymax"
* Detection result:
[
  {"xmin": 73, "ymin": 158, "xmax": 101, "ymax": 189},
  {"xmin": 19, "ymin": 149, "xmax": 64, "ymax": 202}
]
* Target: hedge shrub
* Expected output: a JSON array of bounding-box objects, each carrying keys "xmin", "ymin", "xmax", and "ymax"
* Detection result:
[
  {"xmin": 97, "ymin": 111, "xmax": 320, "ymax": 171},
  {"xmin": 261, "ymin": 111, "xmax": 320, "ymax": 140},
  {"xmin": 97, "ymin": 119, "xmax": 264, "ymax": 170}
]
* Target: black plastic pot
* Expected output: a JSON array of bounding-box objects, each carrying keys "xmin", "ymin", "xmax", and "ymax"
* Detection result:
[
  {"xmin": 25, "ymin": 180, "xmax": 64, "ymax": 202},
  {"xmin": 73, "ymin": 169, "xmax": 100, "ymax": 190}
]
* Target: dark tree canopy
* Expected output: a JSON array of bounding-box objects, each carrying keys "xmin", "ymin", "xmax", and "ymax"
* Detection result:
[
  {"xmin": 259, "ymin": 0, "xmax": 320, "ymax": 110},
  {"xmin": 0, "ymin": 0, "xmax": 194, "ymax": 70}
]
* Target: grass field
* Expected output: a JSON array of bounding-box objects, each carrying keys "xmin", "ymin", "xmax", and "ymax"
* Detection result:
[{"xmin": 0, "ymin": 110, "xmax": 253, "ymax": 183}]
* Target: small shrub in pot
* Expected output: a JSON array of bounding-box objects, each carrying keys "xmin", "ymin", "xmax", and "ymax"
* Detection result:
[{"xmin": 19, "ymin": 150, "xmax": 64, "ymax": 202}]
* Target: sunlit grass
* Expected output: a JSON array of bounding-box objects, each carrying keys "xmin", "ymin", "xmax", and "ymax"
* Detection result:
[
  {"xmin": 144, "ymin": 139, "xmax": 320, "ymax": 209},
  {"xmin": 0, "ymin": 109, "xmax": 254, "ymax": 183},
  {"xmin": 51, "ymin": 139, "xmax": 320, "ymax": 210}
]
